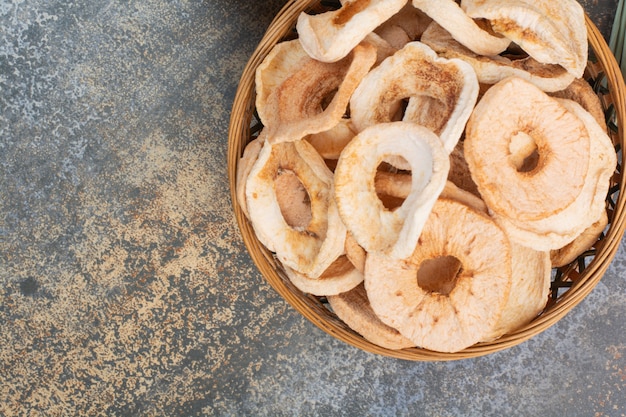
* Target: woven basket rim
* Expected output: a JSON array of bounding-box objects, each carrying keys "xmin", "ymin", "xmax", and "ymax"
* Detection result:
[{"xmin": 227, "ymin": 0, "xmax": 626, "ymax": 361}]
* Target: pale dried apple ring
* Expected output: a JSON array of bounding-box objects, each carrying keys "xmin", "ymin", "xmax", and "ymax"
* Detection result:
[
  {"xmin": 421, "ymin": 22, "xmax": 575, "ymax": 93},
  {"xmin": 245, "ymin": 139, "xmax": 346, "ymax": 278},
  {"xmin": 296, "ymin": 0, "xmax": 408, "ymax": 63},
  {"xmin": 328, "ymin": 283, "xmax": 415, "ymax": 350},
  {"xmin": 464, "ymin": 77, "xmax": 590, "ymax": 222},
  {"xmin": 424, "ymin": 181, "xmax": 548, "ymax": 341},
  {"xmin": 367, "ymin": 178, "xmax": 549, "ymax": 344},
  {"xmin": 364, "ymin": 198, "xmax": 512, "ymax": 353},
  {"xmin": 462, "ymin": 0, "xmax": 588, "ymax": 78},
  {"xmin": 334, "ymin": 122, "xmax": 449, "ymax": 260},
  {"xmin": 493, "ymin": 98, "xmax": 616, "ymax": 250},
  {"xmin": 412, "ymin": 0, "xmax": 510, "ymax": 56},
  {"xmin": 255, "ymin": 39, "xmax": 376, "ymax": 144},
  {"xmin": 350, "ymin": 42, "xmax": 478, "ymax": 153}
]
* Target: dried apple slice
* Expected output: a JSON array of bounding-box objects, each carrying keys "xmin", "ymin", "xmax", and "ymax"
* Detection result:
[
  {"xmin": 296, "ymin": 0, "xmax": 408, "ymax": 63},
  {"xmin": 462, "ymin": 0, "xmax": 588, "ymax": 78},
  {"xmin": 464, "ymin": 77, "xmax": 590, "ymax": 224},
  {"xmin": 255, "ymin": 39, "xmax": 376, "ymax": 144},
  {"xmin": 334, "ymin": 121, "xmax": 449, "ymax": 260},
  {"xmin": 421, "ymin": 21, "xmax": 575, "ymax": 92},
  {"xmin": 245, "ymin": 139, "xmax": 346, "ymax": 278},
  {"xmin": 491, "ymin": 97, "xmax": 617, "ymax": 250},
  {"xmin": 364, "ymin": 197, "xmax": 512, "ymax": 353},
  {"xmin": 350, "ymin": 41, "xmax": 478, "ymax": 153}
]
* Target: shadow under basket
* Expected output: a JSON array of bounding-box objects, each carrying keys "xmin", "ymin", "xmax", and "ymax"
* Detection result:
[{"xmin": 228, "ymin": 0, "xmax": 626, "ymax": 361}]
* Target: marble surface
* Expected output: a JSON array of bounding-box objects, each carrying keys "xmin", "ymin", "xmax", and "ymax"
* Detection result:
[{"xmin": 1, "ymin": 0, "xmax": 625, "ymax": 416}]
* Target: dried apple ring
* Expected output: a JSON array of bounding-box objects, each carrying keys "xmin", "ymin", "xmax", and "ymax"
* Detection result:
[
  {"xmin": 334, "ymin": 121, "xmax": 449, "ymax": 260},
  {"xmin": 462, "ymin": 0, "xmax": 588, "ymax": 78},
  {"xmin": 296, "ymin": 0, "xmax": 408, "ymax": 63},
  {"xmin": 364, "ymin": 197, "xmax": 512, "ymax": 353},
  {"xmin": 421, "ymin": 21, "xmax": 575, "ymax": 92},
  {"xmin": 464, "ymin": 77, "xmax": 590, "ymax": 223},
  {"xmin": 439, "ymin": 184, "xmax": 551, "ymax": 342},
  {"xmin": 492, "ymin": 97, "xmax": 617, "ymax": 250},
  {"xmin": 255, "ymin": 39, "xmax": 376, "ymax": 144},
  {"xmin": 350, "ymin": 41, "xmax": 478, "ymax": 153},
  {"xmin": 245, "ymin": 139, "xmax": 346, "ymax": 278}
]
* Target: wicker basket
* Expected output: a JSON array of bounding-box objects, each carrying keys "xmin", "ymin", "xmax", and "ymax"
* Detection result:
[{"xmin": 228, "ymin": 0, "xmax": 626, "ymax": 360}]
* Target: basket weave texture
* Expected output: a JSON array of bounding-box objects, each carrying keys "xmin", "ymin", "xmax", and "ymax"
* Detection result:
[{"xmin": 228, "ymin": 0, "xmax": 626, "ymax": 360}]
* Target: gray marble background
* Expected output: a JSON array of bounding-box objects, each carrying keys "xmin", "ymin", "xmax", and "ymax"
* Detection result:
[{"xmin": 1, "ymin": 0, "xmax": 625, "ymax": 416}]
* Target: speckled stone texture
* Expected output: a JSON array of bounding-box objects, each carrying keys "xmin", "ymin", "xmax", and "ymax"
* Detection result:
[{"xmin": 1, "ymin": 0, "xmax": 625, "ymax": 416}]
